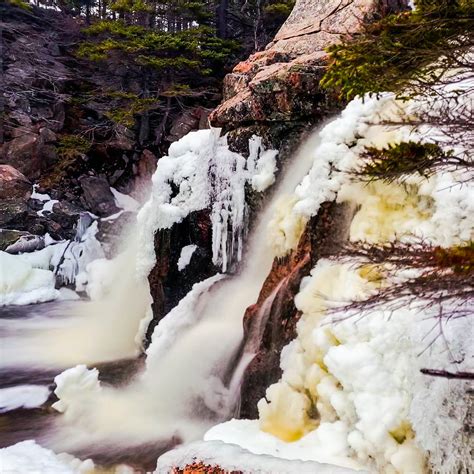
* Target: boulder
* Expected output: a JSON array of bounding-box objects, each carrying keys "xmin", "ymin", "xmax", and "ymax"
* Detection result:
[
  {"xmin": 0, "ymin": 133, "xmax": 41, "ymax": 177},
  {"xmin": 0, "ymin": 230, "xmax": 45, "ymax": 253},
  {"xmin": 48, "ymin": 201, "xmax": 85, "ymax": 239},
  {"xmin": 79, "ymin": 176, "xmax": 120, "ymax": 217},
  {"xmin": 0, "ymin": 165, "xmax": 31, "ymax": 200}
]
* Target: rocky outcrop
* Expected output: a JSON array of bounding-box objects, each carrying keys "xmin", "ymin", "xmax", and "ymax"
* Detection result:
[
  {"xmin": 210, "ymin": 0, "xmax": 407, "ymax": 130},
  {"xmin": 160, "ymin": 0, "xmax": 408, "ymax": 470},
  {"xmin": 146, "ymin": 210, "xmax": 217, "ymax": 343},
  {"xmin": 0, "ymin": 4, "xmax": 215, "ymax": 241}
]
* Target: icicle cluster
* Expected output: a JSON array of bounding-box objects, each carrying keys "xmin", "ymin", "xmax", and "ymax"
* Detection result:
[{"xmin": 137, "ymin": 129, "xmax": 278, "ymax": 276}]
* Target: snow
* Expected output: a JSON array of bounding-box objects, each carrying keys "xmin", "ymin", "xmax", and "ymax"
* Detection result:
[
  {"xmin": 204, "ymin": 420, "xmax": 364, "ymax": 470},
  {"xmin": 110, "ymin": 187, "xmax": 140, "ymax": 212},
  {"xmin": 156, "ymin": 439, "xmax": 366, "ymax": 474},
  {"xmin": 0, "ymin": 217, "xmax": 103, "ymax": 305},
  {"xmin": 31, "ymin": 185, "xmax": 59, "ymax": 216},
  {"xmin": 247, "ymin": 135, "xmax": 278, "ymax": 192},
  {"xmin": 177, "ymin": 244, "xmax": 197, "ymax": 271},
  {"xmin": 136, "ymin": 129, "xmax": 278, "ymax": 276},
  {"xmin": 30, "ymin": 184, "xmax": 51, "ymax": 202},
  {"xmin": 0, "ymin": 385, "xmax": 50, "ymax": 412},
  {"xmin": 0, "ymin": 440, "xmax": 94, "ymax": 473},
  {"xmin": 409, "ymin": 313, "xmax": 474, "ymax": 473}
]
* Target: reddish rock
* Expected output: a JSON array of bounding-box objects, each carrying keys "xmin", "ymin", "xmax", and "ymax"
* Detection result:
[
  {"xmin": 210, "ymin": 0, "xmax": 408, "ymax": 129},
  {"xmin": 0, "ymin": 165, "xmax": 31, "ymax": 200},
  {"xmin": 172, "ymin": 463, "xmax": 241, "ymax": 473},
  {"xmin": 0, "ymin": 133, "xmax": 41, "ymax": 177},
  {"xmin": 239, "ymin": 202, "xmax": 354, "ymax": 418}
]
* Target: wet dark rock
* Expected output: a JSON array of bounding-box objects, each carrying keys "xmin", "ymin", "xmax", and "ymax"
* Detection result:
[
  {"xmin": 130, "ymin": 149, "xmax": 157, "ymax": 199},
  {"xmin": 239, "ymin": 202, "xmax": 354, "ymax": 418},
  {"xmin": 48, "ymin": 201, "xmax": 85, "ymax": 239},
  {"xmin": 79, "ymin": 176, "xmax": 120, "ymax": 217},
  {"xmin": 146, "ymin": 209, "xmax": 217, "ymax": 344}
]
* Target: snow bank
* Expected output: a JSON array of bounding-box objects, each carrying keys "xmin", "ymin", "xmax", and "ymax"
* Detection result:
[
  {"xmin": 0, "ymin": 440, "xmax": 94, "ymax": 473},
  {"xmin": 205, "ymin": 420, "xmax": 364, "ymax": 470},
  {"xmin": 136, "ymin": 129, "xmax": 278, "ymax": 276},
  {"xmin": 0, "ymin": 217, "xmax": 104, "ymax": 306},
  {"xmin": 0, "ymin": 385, "xmax": 50, "ymax": 412},
  {"xmin": 0, "ymin": 251, "xmax": 59, "ymax": 305},
  {"xmin": 156, "ymin": 439, "xmax": 366, "ymax": 474}
]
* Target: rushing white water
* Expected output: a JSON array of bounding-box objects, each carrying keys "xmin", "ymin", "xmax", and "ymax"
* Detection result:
[
  {"xmin": 38, "ymin": 122, "xmax": 333, "ymax": 455},
  {"xmin": 0, "ymin": 228, "xmax": 150, "ymax": 369}
]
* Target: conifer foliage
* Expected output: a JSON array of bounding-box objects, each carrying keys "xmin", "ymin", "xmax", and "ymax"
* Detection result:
[{"xmin": 321, "ymin": 0, "xmax": 474, "ymax": 100}]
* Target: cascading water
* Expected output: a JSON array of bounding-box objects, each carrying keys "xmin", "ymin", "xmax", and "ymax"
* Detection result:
[{"xmin": 20, "ymin": 122, "xmax": 334, "ymax": 459}]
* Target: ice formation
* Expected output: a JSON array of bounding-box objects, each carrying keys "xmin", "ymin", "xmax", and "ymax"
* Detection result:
[
  {"xmin": 0, "ymin": 215, "xmax": 104, "ymax": 306},
  {"xmin": 0, "ymin": 385, "xmax": 50, "ymax": 412},
  {"xmin": 136, "ymin": 129, "xmax": 278, "ymax": 276},
  {"xmin": 177, "ymin": 244, "xmax": 198, "ymax": 271},
  {"xmin": 0, "ymin": 440, "xmax": 94, "ymax": 473},
  {"xmin": 0, "ymin": 250, "xmax": 59, "ymax": 305},
  {"xmin": 204, "ymin": 91, "xmax": 473, "ymax": 473}
]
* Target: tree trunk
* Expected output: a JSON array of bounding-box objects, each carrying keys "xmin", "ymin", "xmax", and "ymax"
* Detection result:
[{"xmin": 217, "ymin": 0, "xmax": 228, "ymax": 38}]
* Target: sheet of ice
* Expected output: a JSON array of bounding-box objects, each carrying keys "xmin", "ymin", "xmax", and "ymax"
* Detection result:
[
  {"xmin": 0, "ymin": 440, "xmax": 94, "ymax": 473},
  {"xmin": 177, "ymin": 244, "xmax": 197, "ymax": 271},
  {"xmin": 0, "ymin": 385, "xmax": 50, "ymax": 412},
  {"xmin": 156, "ymin": 439, "xmax": 366, "ymax": 474},
  {"xmin": 110, "ymin": 187, "xmax": 140, "ymax": 212}
]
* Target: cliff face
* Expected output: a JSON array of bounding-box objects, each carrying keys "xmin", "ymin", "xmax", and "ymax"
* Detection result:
[{"xmin": 210, "ymin": 0, "xmax": 407, "ymax": 130}]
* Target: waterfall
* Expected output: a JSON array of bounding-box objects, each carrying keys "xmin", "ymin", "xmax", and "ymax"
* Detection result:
[{"xmin": 39, "ymin": 122, "xmax": 333, "ymax": 455}]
